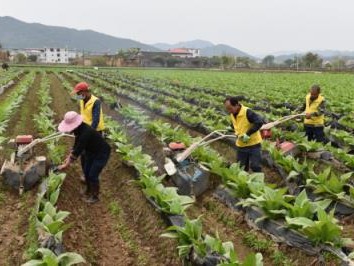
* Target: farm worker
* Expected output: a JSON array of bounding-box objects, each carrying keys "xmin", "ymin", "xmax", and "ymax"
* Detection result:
[
  {"xmin": 71, "ymin": 82, "xmax": 105, "ymax": 183},
  {"xmin": 2, "ymin": 62, "xmax": 9, "ymax": 71},
  {"xmin": 299, "ymin": 84, "xmax": 327, "ymax": 143},
  {"xmin": 57, "ymin": 111, "xmax": 111, "ymax": 203},
  {"xmin": 224, "ymin": 97, "xmax": 264, "ymax": 172}
]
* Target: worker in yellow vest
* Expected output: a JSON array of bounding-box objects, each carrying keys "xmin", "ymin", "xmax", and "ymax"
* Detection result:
[
  {"xmin": 71, "ymin": 82, "xmax": 105, "ymax": 186},
  {"xmin": 224, "ymin": 97, "xmax": 264, "ymax": 172},
  {"xmin": 299, "ymin": 85, "xmax": 327, "ymax": 143}
]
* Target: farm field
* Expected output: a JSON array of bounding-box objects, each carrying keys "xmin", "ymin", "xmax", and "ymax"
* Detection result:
[{"xmin": 0, "ymin": 67, "xmax": 354, "ymax": 266}]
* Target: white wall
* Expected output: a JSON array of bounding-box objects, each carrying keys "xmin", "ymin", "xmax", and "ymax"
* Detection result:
[{"xmin": 43, "ymin": 47, "xmax": 69, "ymax": 63}]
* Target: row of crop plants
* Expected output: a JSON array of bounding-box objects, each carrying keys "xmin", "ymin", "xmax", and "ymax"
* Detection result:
[
  {"xmin": 69, "ymin": 70, "xmax": 354, "ymax": 171},
  {"xmin": 89, "ymin": 69, "xmax": 354, "ymax": 147},
  {"xmin": 71, "ymin": 70, "xmax": 354, "ymax": 264},
  {"xmin": 65, "ymin": 70, "xmax": 354, "ymax": 208},
  {"xmin": 116, "ymin": 69, "xmax": 354, "ymax": 125},
  {"xmin": 22, "ymin": 72, "xmax": 85, "ymax": 265},
  {"xmin": 0, "ymin": 71, "xmax": 35, "ymax": 146},
  {"xmin": 56, "ymin": 71, "xmax": 263, "ymax": 265},
  {"xmin": 61, "ymin": 68, "xmax": 353, "ymax": 264},
  {"xmin": 115, "ymin": 103, "xmax": 354, "ymax": 265},
  {"xmin": 0, "ymin": 68, "xmax": 24, "ymax": 93}
]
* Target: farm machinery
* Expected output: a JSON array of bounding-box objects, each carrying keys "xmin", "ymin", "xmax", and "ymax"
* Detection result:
[
  {"xmin": 163, "ymin": 113, "xmax": 305, "ymax": 197},
  {"xmin": 0, "ymin": 132, "xmax": 73, "ymax": 195}
]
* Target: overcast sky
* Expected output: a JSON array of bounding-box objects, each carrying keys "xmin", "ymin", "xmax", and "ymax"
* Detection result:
[{"xmin": 1, "ymin": 0, "xmax": 353, "ymax": 56}]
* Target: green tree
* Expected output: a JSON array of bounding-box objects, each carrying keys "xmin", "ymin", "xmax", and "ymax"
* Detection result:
[
  {"xmin": 302, "ymin": 52, "xmax": 323, "ymax": 68},
  {"xmin": 236, "ymin": 57, "xmax": 253, "ymax": 68},
  {"xmin": 209, "ymin": 56, "xmax": 222, "ymax": 67},
  {"xmin": 221, "ymin": 55, "xmax": 234, "ymax": 68},
  {"xmin": 117, "ymin": 49, "xmax": 128, "ymax": 60},
  {"xmin": 331, "ymin": 58, "xmax": 346, "ymax": 70},
  {"xmin": 166, "ymin": 57, "xmax": 181, "ymax": 67},
  {"xmin": 262, "ymin": 55, "xmax": 275, "ymax": 67},
  {"xmin": 284, "ymin": 58, "xmax": 294, "ymax": 67},
  {"xmin": 151, "ymin": 56, "xmax": 166, "ymax": 66},
  {"xmin": 91, "ymin": 56, "xmax": 107, "ymax": 66},
  {"xmin": 14, "ymin": 53, "xmax": 27, "ymax": 63},
  {"xmin": 27, "ymin": 54, "xmax": 38, "ymax": 62}
]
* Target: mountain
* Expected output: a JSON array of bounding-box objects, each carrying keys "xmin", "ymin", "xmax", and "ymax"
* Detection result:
[
  {"xmin": 153, "ymin": 39, "xmax": 214, "ymax": 50},
  {"xmin": 200, "ymin": 44, "xmax": 254, "ymax": 58},
  {"xmin": 0, "ymin": 16, "xmax": 159, "ymax": 52}
]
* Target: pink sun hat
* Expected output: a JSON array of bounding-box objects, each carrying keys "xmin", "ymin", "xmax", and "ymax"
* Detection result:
[{"xmin": 58, "ymin": 111, "xmax": 83, "ymax": 132}]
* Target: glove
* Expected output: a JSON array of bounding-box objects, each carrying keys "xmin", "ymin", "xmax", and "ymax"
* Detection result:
[
  {"xmin": 240, "ymin": 134, "xmax": 250, "ymax": 143},
  {"xmin": 305, "ymin": 113, "xmax": 312, "ymax": 119}
]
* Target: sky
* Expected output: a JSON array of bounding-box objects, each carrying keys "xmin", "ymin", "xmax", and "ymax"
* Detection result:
[{"xmin": 1, "ymin": 0, "xmax": 354, "ymax": 56}]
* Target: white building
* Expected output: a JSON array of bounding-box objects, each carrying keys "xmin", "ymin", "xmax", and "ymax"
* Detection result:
[
  {"xmin": 168, "ymin": 48, "xmax": 201, "ymax": 58},
  {"xmin": 9, "ymin": 47, "xmax": 80, "ymax": 64},
  {"xmin": 42, "ymin": 47, "xmax": 69, "ymax": 63}
]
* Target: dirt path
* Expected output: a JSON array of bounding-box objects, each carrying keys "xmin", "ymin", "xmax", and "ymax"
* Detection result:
[
  {"xmin": 49, "ymin": 73, "xmax": 180, "ymax": 266},
  {"xmin": 0, "ymin": 73, "xmax": 42, "ymax": 265}
]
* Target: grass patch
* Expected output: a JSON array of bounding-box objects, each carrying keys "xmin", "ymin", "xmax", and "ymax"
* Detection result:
[{"xmin": 271, "ymin": 251, "xmax": 294, "ymax": 266}]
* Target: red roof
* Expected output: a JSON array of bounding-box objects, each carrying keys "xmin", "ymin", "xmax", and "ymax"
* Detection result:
[{"xmin": 168, "ymin": 48, "xmax": 190, "ymax": 54}]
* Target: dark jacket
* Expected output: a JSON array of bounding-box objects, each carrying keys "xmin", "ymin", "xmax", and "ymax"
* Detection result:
[{"xmin": 71, "ymin": 123, "xmax": 110, "ymax": 160}]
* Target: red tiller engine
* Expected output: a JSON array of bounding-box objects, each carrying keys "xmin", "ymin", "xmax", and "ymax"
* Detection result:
[
  {"xmin": 15, "ymin": 135, "xmax": 33, "ymax": 145},
  {"xmin": 260, "ymin": 129, "xmax": 272, "ymax": 139}
]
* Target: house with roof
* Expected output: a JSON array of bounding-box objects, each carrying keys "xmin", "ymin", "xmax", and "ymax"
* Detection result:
[{"xmin": 168, "ymin": 48, "xmax": 200, "ymax": 58}]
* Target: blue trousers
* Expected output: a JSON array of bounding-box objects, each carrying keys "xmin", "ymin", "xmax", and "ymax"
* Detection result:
[
  {"xmin": 83, "ymin": 148, "xmax": 111, "ymax": 184},
  {"xmin": 304, "ymin": 125, "xmax": 325, "ymax": 143},
  {"xmin": 236, "ymin": 144, "xmax": 262, "ymax": 172}
]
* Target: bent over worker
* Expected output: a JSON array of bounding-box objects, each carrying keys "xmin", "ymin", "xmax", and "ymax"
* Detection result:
[
  {"xmin": 71, "ymin": 82, "xmax": 105, "ymax": 183},
  {"xmin": 224, "ymin": 96, "xmax": 264, "ymax": 172},
  {"xmin": 299, "ymin": 84, "xmax": 327, "ymax": 143},
  {"xmin": 57, "ymin": 111, "xmax": 111, "ymax": 204}
]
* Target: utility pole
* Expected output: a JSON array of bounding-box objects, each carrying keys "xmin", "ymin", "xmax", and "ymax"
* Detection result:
[{"xmin": 82, "ymin": 49, "xmax": 85, "ymax": 68}]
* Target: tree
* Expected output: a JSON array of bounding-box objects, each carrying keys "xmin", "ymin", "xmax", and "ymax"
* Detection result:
[
  {"xmin": 91, "ymin": 56, "xmax": 107, "ymax": 66},
  {"xmin": 166, "ymin": 57, "xmax": 181, "ymax": 67},
  {"xmin": 27, "ymin": 55, "xmax": 38, "ymax": 62},
  {"xmin": 331, "ymin": 58, "xmax": 346, "ymax": 70},
  {"xmin": 0, "ymin": 42, "xmax": 2, "ymax": 49},
  {"xmin": 117, "ymin": 49, "xmax": 128, "ymax": 60},
  {"xmin": 262, "ymin": 55, "xmax": 275, "ymax": 67},
  {"xmin": 14, "ymin": 53, "xmax": 27, "ymax": 64},
  {"xmin": 302, "ymin": 52, "xmax": 323, "ymax": 68},
  {"xmin": 284, "ymin": 59, "xmax": 294, "ymax": 67},
  {"xmin": 236, "ymin": 57, "xmax": 253, "ymax": 68},
  {"xmin": 209, "ymin": 56, "xmax": 222, "ymax": 67},
  {"xmin": 221, "ymin": 55, "xmax": 234, "ymax": 68},
  {"xmin": 151, "ymin": 56, "xmax": 166, "ymax": 66}
]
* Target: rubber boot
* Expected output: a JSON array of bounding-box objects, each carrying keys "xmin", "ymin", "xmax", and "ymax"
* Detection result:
[
  {"xmin": 80, "ymin": 182, "xmax": 91, "ymax": 197},
  {"xmin": 80, "ymin": 175, "xmax": 86, "ymax": 184},
  {"xmin": 84, "ymin": 182, "xmax": 99, "ymax": 204}
]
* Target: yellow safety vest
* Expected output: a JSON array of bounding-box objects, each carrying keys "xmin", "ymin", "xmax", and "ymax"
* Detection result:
[
  {"xmin": 304, "ymin": 94, "xmax": 324, "ymax": 126},
  {"xmin": 80, "ymin": 95, "xmax": 105, "ymax": 131},
  {"xmin": 230, "ymin": 105, "xmax": 262, "ymax": 148}
]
